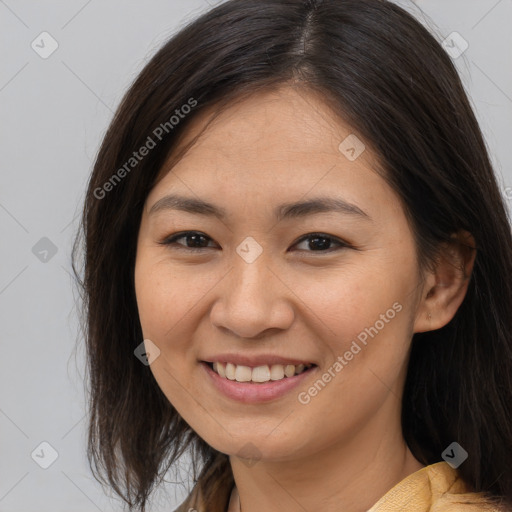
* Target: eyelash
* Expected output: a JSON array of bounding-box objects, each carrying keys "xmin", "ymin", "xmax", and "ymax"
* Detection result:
[{"xmin": 158, "ymin": 231, "xmax": 352, "ymax": 254}]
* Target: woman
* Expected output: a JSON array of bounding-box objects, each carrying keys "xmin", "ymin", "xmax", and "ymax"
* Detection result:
[{"xmin": 73, "ymin": 0, "xmax": 512, "ymax": 511}]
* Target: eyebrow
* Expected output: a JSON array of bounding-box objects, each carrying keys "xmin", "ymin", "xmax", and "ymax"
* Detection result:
[{"xmin": 149, "ymin": 193, "xmax": 371, "ymax": 221}]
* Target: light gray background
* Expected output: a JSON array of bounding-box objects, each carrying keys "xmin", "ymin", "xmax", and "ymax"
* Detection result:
[{"xmin": 1, "ymin": 0, "xmax": 511, "ymax": 510}]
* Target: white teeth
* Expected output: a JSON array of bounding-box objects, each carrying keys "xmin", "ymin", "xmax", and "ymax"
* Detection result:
[
  {"xmin": 284, "ymin": 364, "xmax": 295, "ymax": 377},
  {"xmin": 235, "ymin": 365, "xmax": 252, "ymax": 382},
  {"xmin": 225, "ymin": 362, "xmax": 236, "ymax": 380},
  {"xmin": 217, "ymin": 362, "xmax": 226, "ymax": 378},
  {"xmin": 270, "ymin": 364, "xmax": 284, "ymax": 380},
  {"xmin": 211, "ymin": 362, "xmax": 312, "ymax": 383},
  {"xmin": 252, "ymin": 365, "xmax": 271, "ymax": 382}
]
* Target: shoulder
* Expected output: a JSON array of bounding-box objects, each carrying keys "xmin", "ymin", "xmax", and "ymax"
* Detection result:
[
  {"xmin": 431, "ymin": 494, "xmax": 506, "ymax": 512},
  {"xmin": 369, "ymin": 462, "xmax": 507, "ymax": 512},
  {"xmin": 427, "ymin": 462, "xmax": 506, "ymax": 512}
]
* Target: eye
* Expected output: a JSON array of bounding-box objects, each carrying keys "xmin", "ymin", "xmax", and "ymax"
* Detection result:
[
  {"xmin": 159, "ymin": 231, "xmax": 217, "ymax": 252},
  {"xmin": 291, "ymin": 232, "xmax": 349, "ymax": 253},
  {"xmin": 159, "ymin": 231, "xmax": 350, "ymax": 254}
]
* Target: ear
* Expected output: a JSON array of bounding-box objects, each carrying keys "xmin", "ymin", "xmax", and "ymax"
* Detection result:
[{"xmin": 413, "ymin": 230, "xmax": 477, "ymax": 334}]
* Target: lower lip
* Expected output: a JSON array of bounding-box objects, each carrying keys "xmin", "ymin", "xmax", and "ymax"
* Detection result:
[{"xmin": 200, "ymin": 362, "xmax": 318, "ymax": 404}]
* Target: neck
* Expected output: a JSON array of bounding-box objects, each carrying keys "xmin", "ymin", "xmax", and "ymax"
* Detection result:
[{"xmin": 229, "ymin": 405, "xmax": 424, "ymax": 512}]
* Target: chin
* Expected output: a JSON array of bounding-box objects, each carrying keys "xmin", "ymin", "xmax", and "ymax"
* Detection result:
[{"xmin": 206, "ymin": 434, "xmax": 306, "ymax": 465}]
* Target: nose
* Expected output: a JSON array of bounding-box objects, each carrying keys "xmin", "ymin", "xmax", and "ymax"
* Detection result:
[{"xmin": 209, "ymin": 252, "xmax": 295, "ymax": 339}]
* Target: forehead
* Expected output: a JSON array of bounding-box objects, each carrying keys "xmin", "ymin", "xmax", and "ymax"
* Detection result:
[
  {"xmin": 158, "ymin": 86, "xmax": 380, "ymax": 179},
  {"xmin": 147, "ymin": 85, "xmax": 401, "ymax": 223}
]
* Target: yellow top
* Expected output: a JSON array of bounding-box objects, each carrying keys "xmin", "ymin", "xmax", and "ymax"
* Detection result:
[{"xmin": 174, "ymin": 461, "xmax": 506, "ymax": 512}]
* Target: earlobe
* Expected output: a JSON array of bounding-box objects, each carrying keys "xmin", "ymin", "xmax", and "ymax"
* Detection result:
[{"xmin": 413, "ymin": 230, "xmax": 477, "ymax": 334}]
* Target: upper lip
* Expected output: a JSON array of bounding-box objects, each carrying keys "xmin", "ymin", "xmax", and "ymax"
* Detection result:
[{"xmin": 201, "ymin": 354, "xmax": 316, "ymax": 367}]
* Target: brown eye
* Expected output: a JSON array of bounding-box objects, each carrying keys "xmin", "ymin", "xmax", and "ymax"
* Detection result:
[
  {"xmin": 159, "ymin": 231, "xmax": 217, "ymax": 252},
  {"xmin": 159, "ymin": 231, "xmax": 351, "ymax": 254},
  {"xmin": 292, "ymin": 233, "xmax": 349, "ymax": 253}
]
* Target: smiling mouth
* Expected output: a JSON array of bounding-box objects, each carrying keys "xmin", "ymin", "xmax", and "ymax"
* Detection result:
[{"xmin": 204, "ymin": 361, "xmax": 317, "ymax": 384}]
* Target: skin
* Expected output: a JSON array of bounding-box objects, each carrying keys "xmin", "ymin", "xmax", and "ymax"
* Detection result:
[{"xmin": 134, "ymin": 84, "xmax": 476, "ymax": 512}]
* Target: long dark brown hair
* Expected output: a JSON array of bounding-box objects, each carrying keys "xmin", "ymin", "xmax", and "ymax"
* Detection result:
[{"xmin": 73, "ymin": 0, "xmax": 512, "ymax": 510}]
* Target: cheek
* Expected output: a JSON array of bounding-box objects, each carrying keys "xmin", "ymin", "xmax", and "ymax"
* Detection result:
[
  {"xmin": 134, "ymin": 256, "xmax": 201, "ymax": 412},
  {"xmin": 287, "ymin": 261, "xmax": 408, "ymax": 338},
  {"xmin": 134, "ymin": 261, "xmax": 170, "ymax": 339},
  {"xmin": 134, "ymin": 259, "xmax": 185, "ymax": 361},
  {"xmin": 134, "ymin": 254, "xmax": 226, "ymax": 358},
  {"xmin": 135, "ymin": 255, "xmax": 194, "ymax": 336},
  {"xmin": 288, "ymin": 260, "xmax": 415, "ymax": 399}
]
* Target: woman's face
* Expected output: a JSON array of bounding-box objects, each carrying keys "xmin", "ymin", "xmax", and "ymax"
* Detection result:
[{"xmin": 134, "ymin": 85, "xmax": 427, "ymax": 462}]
